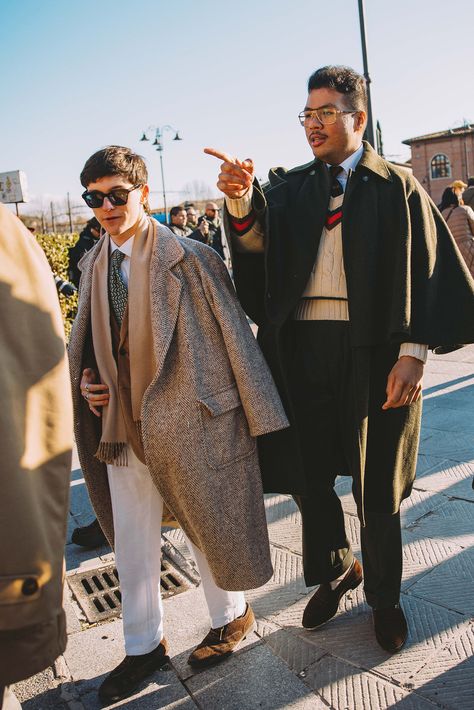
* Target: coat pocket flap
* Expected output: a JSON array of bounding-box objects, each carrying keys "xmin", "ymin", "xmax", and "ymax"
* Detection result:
[{"xmin": 199, "ymin": 385, "xmax": 241, "ymax": 417}]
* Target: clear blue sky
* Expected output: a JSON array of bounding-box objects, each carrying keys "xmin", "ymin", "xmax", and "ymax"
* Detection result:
[{"xmin": 1, "ymin": 0, "xmax": 473, "ymax": 215}]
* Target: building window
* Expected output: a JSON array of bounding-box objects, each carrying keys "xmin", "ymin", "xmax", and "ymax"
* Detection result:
[{"xmin": 431, "ymin": 154, "xmax": 451, "ymax": 179}]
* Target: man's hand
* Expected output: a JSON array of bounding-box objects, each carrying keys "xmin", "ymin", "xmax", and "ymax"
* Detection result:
[
  {"xmin": 80, "ymin": 367, "xmax": 110, "ymax": 418},
  {"xmin": 198, "ymin": 219, "xmax": 210, "ymax": 239},
  {"xmin": 204, "ymin": 148, "xmax": 254, "ymax": 199},
  {"xmin": 382, "ymin": 356, "xmax": 424, "ymax": 410}
]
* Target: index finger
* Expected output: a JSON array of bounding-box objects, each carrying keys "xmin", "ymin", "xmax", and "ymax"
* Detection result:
[{"xmin": 204, "ymin": 147, "xmax": 236, "ymax": 164}]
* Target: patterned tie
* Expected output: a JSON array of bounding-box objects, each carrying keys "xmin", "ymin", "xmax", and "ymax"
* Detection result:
[
  {"xmin": 326, "ymin": 165, "xmax": 344, "ymax": 231},
  {"xmin": 108, "ymin": 249, "xmax": 128, "ymax": 326}
]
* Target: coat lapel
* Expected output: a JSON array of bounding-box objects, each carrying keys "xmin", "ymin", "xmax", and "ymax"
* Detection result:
[{"xmin": 149, "ymin": 225, "xmax": 184, "ymax": 383}]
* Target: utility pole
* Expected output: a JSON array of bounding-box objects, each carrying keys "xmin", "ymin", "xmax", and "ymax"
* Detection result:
[
  {"xmin": 358, "ymin": 0, "xmax": 375, "ymax": 148},
  {"xmin": 50, "ymin": 202, "xmax": 56, "ymax": 232},
  {"xmin": 67, "ymin": 192, "xmax": 73, "ymax": 232}
]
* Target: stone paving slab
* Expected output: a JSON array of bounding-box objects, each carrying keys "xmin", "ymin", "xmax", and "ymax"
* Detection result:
[
  {"xmin": 400, "ymin": 529, "xmax": 463, "ymax": 591},
  {"xmin": 261, "ymin": 627, "xmax": 326, "ymax": 674},
  {"xmin": 414, "ymin": 459, "xmax": 474, "ymax": 493},
  {"xmin": 418, "ymin": 428, "xmax": 474, "ymax": 462},
  {"xmin": 185, "ymin": 643, "xmax": 319, "ymax": 709},
  {"xmin": 290, "ymin": 594, "xmax": 470, "ymax": 685},
  {"xmin": 303, "ymin": 654, "xmax": 436, "ymax": 710},
  {"xmin": 406, "ymin": 498, "xmax": 474, "ymax": 548},
  {"xmin": 407, "ymin": 546, "xmax": 474, "ymax": 615},
  {"xmin": 264, "ymin": 494, "xmax": 300, "ymax": 525},
  {"xmin": 14, "ymin": 668, "xmax": 65, "ymax": 709},
  {"xmin": 409, "ymin": 624, "xmax": 474, "ymax": 709}
]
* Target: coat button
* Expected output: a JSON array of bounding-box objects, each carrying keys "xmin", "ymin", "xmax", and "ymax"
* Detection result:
[
  {"xmin": 362, "ymin": 175, "xmax": 369, "ymax": 182},
  {"xmin": 309, "ymin": 170, "xmax": 315, "ymax": 176},
  {"xmin": 119, "ymin": 347, "xmax": 127, "ymax": 356},
  {"xmin": 22, "ymin": 578, "xmax": 39, "ymax": 596},
  {"xmin": 267, "ymin": 292, "xmax": 271, "ymax": 299}
]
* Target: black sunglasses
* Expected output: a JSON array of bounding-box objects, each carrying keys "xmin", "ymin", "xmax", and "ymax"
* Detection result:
[{"xmin": 81, "ymin": 184, "xmax": 142, "ymax": 208}]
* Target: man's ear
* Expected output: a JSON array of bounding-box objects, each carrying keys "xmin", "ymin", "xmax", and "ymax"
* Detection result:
[
  {"xmin": 140, "ymin": 184, "xmax": 150, "ymax": 203},
  {"xmin": 356, "ymin": 110, "xmax": 367, "ymax": 133}
]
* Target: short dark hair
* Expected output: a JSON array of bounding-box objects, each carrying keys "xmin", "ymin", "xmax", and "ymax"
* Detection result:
[
  {"xmin": 169, "ymin": 205, "xmax": 186, "ymax": 219},
  {"xmin": 468, "ymin": 176, "xmax": 474, "ymax": 187},
  {"xmin": 80, "ymin": 145, "xmax": 148, "ymax": 188},
  {"xmin": 439, "ymin": 187, "xmax": 460, "ymax": 211},
  {"xmin": 307, "ymin": 65, "xmax": 368, "ymax": 112}
]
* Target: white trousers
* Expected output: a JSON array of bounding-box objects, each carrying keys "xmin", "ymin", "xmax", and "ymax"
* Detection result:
[{"xmin": 107, "ymin": 448, "xmax": 246, "ymax": 655}]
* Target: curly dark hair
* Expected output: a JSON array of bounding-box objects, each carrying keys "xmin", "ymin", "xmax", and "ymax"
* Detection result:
[{"xmin": 307, "ymin": 66, "xmax": 368, "ymax": 112}]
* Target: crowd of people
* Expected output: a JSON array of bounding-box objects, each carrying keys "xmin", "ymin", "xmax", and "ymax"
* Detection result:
[{"xmin": 1, "ymin": 64, "xmax": 474, "ymax": 709}]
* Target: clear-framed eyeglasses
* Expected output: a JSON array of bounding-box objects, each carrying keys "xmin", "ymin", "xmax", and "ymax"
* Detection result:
[{"xmin": 298, "ymin": 107, "xmax": 357, "ymax": 127}]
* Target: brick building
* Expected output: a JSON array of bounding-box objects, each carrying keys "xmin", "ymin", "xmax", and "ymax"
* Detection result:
[{"xmin": 402, "ymin": 124, "xmax": 474, "ymax": 205}]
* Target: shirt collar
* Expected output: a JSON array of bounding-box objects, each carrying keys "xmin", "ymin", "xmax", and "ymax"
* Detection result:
[
  {"xmin": 109, "ymin": 234, "xmax": 134, "ymax": 258},
  {"xmin": 327, "ymin": 143, "xmax": 364, "ymax": 177}
]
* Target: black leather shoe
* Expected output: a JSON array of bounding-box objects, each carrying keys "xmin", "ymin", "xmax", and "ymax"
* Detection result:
[
  {"xmin": 71, "ymin": 518, "xmax": 107, "ymax": 548},
  {"xmin": 302, "ymin": 559, "xmax": 363, "ymax": 629},
  {"xmin": 98, "ymin": 640, "xmax": 169, "ymax": 704},
  {"xmin": 373, "ymin": 605, "xmax": 408, "ymax": 653}
]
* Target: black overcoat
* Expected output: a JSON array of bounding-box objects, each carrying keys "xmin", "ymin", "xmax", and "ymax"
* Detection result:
[{"xmin": 227, "ymin": 142, "xmax": 474, "ymax": 518}]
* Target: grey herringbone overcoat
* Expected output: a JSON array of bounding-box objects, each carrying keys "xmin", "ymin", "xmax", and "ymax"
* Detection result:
[{"xmin": 68, "ymin": 225, "xmax": 289, "ymax": 590}]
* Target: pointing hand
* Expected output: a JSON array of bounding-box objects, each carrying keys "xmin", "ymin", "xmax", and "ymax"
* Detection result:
[{"xmin": 204, "ymin": 147, "xmax": 254, "ymax": 200}]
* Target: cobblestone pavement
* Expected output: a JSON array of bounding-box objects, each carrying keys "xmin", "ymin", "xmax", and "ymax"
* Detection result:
[{"xmin": 14, "ymin": 347, "xmax": 474, "ymax": 709}]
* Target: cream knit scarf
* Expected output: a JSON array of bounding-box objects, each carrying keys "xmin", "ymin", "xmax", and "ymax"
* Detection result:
[{"xmin": 91, "ymin": 214, "xmax": 157, "ymax": 465}]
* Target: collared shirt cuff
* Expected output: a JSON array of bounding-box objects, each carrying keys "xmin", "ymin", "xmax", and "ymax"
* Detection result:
[
  {"xmin": 225, "ymin": 187, "xmax": 253, "ymax": 218},
  {"xmin": 399, "ymin": 343, "xmax": 428, "ymax": 363}
]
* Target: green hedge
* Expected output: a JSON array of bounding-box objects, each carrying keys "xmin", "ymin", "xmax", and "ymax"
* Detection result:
[{"xmin": 36, "ymin": 232, "xmax": 78, "ymax": 340}]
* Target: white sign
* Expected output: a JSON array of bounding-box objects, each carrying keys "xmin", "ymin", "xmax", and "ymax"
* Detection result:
[{"xmin": 0, "ymin": 170, "xmax": 28, "ymax": 204}]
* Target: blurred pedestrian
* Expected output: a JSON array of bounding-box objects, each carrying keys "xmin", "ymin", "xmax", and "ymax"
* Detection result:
[
  {"xmin": 69, "ymin": 217, "xmax": 101, "ymax": 287},
  {"xmin": 199, "ymin": 202, "xmax": 225, "ymax": 259},
  {"xmin": 0, "ymin": 205, "xmax": 72, "ymax": 707},
  {"xmin": 441, "ymin": 188, "xmax": 474, "ymax": 277},
  {"xmin": 449, "ymin": 179, "xmax": 467, "ymax": 199},
  {"xmin": 69, "ymin": 145, "xmax": 288, "ymax": 704},
  {"xmin": 185, "ymin": 204, "xmax": 199, "ymax": 229},
  {"xmin": 168, "ymin": 205, "xmax": 209, "ymax": 242},
  {"xmin": 462, "ymin": 176, "xmax": 474, "ymax": 209}
]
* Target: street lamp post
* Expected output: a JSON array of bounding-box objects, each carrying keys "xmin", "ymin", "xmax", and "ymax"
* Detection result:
[
  {"xmin": 357, "ymin": 0, "xmax": 375, "ymax": 149},
  {"xmin": 140, "ymin": 125, "xmax": 182, "ymax": 223}
]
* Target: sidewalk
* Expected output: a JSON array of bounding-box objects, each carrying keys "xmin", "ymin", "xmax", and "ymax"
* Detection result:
[{"xmin": 14, "ymin": 346, "xmax": 474, "ymax": 709}]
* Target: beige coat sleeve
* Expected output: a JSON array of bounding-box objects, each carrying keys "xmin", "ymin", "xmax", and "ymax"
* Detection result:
[{"xmin": 0, "ymin": 205, "xmax": 72, "ymax": 684}]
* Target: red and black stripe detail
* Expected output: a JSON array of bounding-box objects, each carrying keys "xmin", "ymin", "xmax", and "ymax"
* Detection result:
[
  {"xmin": 229, "ymin": 210, "xmax": 257, "ymax": 236},
  {"xmin": 325, "ymin": 207, "xmax": 342, "ymax": 231}
]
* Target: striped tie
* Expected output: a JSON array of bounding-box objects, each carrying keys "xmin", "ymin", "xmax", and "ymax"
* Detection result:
[
  {"xmin": 326, "ymin": 165, "xmax": 344, "ymax": 231},
  {"xmin": 108, "ymin": 249, "xmax": 128, "ymax": 326}
]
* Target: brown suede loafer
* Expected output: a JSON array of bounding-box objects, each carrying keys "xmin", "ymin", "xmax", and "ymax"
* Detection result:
[
  {"xmin": 188, "ymin": 604, "xmax": 255, "ymax": 668},
  {"xmin": 373, "ymin": 605, "xmax": 408, "ymax": 653},
  {"xmin": 302, "ymin": 558, "xmax": 363, "ymax": 629},
  {"xmin": 98, "ymin": 639, "xmax": 169, "ymax": 704}
]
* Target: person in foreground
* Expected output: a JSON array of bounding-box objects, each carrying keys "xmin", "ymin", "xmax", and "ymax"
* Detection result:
[
  {"xmin": 206, "ymin": 65, "xmax": 474, "ymax": 654},
  {"xmin": 68, "ymin": 146, "xmax": 288, "ymax": 704},
  {"xmin": 0, "ymin": 205, "xmax": 72, "ymax": 708}
]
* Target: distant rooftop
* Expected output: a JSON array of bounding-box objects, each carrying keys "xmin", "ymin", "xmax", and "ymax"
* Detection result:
[{"xmin": 403, "ymin": 124, "xmax": 474, "ymax": 145}]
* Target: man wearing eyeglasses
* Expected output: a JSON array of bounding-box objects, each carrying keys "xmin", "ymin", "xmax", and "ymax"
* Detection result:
[
  {"xmin": 69, "ymin": 145, "xmax": 288, "ymax": 703},
  {"xmin": 206, "ymin": 65, "xmax": 474, "ymax": 654}
]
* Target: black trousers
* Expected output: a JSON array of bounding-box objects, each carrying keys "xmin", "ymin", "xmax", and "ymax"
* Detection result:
[{"xmin": 289, "ymin": 321, "xmax": 402, "ymax": 609}]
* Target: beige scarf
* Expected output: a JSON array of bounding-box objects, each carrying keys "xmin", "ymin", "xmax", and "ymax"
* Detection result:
[{"xmin": 91, "ymin": 214, "xmax": 157, "ymax": 465}]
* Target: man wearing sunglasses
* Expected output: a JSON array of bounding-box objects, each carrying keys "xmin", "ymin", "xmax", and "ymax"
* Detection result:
[
  {"xmin": 68, "ymin": 145, "xmax": 288, "ymax": 704},
  {"xmin": 206, "ymin": 65, "xmax": 474, "ymax": 654}
]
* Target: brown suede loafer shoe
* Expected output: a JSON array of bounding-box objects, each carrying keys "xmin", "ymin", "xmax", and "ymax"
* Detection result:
[
  {"xmin": 373, "ymin": 605, "xmax": 408, "ymax": 653},
  {"xmin": 98, "ymin": 639, "xmax": 169, "ymax": 704},
  {"xmin": 302, "ymin": 559, "xmax": 363, "ymax": 629},
  {"xmin": 188, "ymin": 604, "xmax": 255, "ymax": 669}
]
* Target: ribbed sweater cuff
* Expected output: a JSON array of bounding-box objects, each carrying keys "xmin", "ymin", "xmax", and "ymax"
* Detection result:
[
  {"xmin": 399, "ymin": 342, "xmax": 428, "ymax": 363},
  {"xmin": 225, "ymin": 188, "xmax": 253, "ymax": 218}
]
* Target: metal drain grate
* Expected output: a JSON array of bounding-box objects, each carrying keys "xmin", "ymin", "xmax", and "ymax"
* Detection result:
[{"xmin": 67, "ymin": 540, "xmax": 200, "ymax": 624}]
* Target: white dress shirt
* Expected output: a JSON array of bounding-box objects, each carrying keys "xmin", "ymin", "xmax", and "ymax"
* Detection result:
[{"xmin": 109, "ymin": 235, "xmax": 134, "ymax": 288}]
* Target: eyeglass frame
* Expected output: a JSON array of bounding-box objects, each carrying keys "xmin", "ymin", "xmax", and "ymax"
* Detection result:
[
  {"xmin": 298, "ymin": 107, "xmax": 358, "ymax": 127},
  {"xmin": 81, "ymin": 183, "xmax": 143, "ymax": 208}
]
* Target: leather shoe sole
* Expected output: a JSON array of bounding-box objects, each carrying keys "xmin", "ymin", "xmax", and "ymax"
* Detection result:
[{"xmin": 302, "ymin": 559, "xmax": 363, "ymax": 629}]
